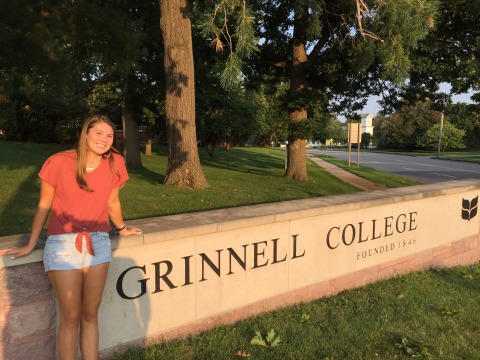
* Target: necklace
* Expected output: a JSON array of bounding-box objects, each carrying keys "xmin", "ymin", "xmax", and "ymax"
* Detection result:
[
  {"xmin": 87, "ymin": 157, "xmax": 102, "ymax": 164},
  {"xmin": 86, "ymin": 156, "xmax": 102, "ymax": 171}
]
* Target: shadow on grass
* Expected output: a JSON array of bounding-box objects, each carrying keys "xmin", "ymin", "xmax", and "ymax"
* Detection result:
[
  {"xmin": 144, "ymin": 145, "xmax": 285, "ymax": 177},
  {"xmin": 428, "ymin": 267, "xmax": 480, "ymax": 293},
  {"xmin": 127, "ymin": 165, "xmax": 165, "ymax": 185},
  {"xmin": 199, "ymin": 147, "xmax": 286, "ymax": 176},
  {"xmin": 0, "ymin": 143, "xmax": 56, "ymax": 236}
]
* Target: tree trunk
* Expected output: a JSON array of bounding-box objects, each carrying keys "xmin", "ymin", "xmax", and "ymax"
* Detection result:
[
  {"xmin": 205, "ymin": 143, "xmax": 216, "ymax": 157},
  {"xmin": 285, "ymin": 112, "xmax": 308, "ymax": 180},
  {"xmin": 122, "ymin": 100, "xmax": 143, "ymax": 167},
  {"xmin": 285, "ymin": 6, "xmax": 308, "ymax": 181},
  {"xmin": 121, "ymin": 72, "xmax": 143, "ymax": 167},
  {"xmin": 159, "ymin": 0, "xmax": 208, "ymax": 189},
  {"xmin": 145, "ymin": 127, "xmax": 152, "ymax": 156}
]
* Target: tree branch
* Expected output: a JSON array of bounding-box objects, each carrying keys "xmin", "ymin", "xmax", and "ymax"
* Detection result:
[{"xmin": 355, "ymin": 0, "xmax": 384, "ymax": 42}]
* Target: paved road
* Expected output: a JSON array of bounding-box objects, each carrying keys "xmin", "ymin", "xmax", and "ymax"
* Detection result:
[{"xmin": 308, "ymin": 149, "xmax": 480, "ymax": 184}]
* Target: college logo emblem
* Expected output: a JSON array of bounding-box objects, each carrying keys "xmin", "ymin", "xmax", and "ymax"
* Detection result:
[{"xmin": 461, "ymin": 196, "xmax": 478, "ymax": 221}]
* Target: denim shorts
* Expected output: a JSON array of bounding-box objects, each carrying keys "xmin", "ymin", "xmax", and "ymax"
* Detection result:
[{"xmin": 43, "ymin": 232, "xmax": 112, "ymax": 272}]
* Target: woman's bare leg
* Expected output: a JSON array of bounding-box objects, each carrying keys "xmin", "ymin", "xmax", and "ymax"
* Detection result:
[
  {"xmin": 48, "ymin": 270, "xmax": 83, "ymax": 360},
  {"xmin": 80, "ymin": 263, "xmax": 109, "ymax": 360}
]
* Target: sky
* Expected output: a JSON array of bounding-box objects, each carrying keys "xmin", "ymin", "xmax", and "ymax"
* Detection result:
[{"xmin": 360, "ymin": 83, "xmax": 475, "ymax": 117}]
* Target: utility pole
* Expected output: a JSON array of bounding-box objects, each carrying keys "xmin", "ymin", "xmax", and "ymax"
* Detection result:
[{"xmin": 437, "ymin": 111, "xmax": 444, "ymax": 158}]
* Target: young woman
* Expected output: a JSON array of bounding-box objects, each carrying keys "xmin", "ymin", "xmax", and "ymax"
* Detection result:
[{"xmin": 0, "ymin": 114, "xmax": 141, "ymax": 359}]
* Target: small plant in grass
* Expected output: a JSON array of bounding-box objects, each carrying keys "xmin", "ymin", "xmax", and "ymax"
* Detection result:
[
  {"xmin": 300, "ymin": 313, "xmax": 310, "ymax": 324},
  {"xmin": 395, "ymin": 336, "xmax": 432, "ymax": 358},
  {"xmin": 440, "ymin": 307, "xmax": 459, "ymax": 316},
  {"xmin": 250, "ymin": 329, "xmax": 281, "ymax": 348}
]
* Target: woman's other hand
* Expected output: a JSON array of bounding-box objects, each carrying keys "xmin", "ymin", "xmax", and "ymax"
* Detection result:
[
  {"xmin": 117, "ymin": 226, "xmax": 142, "ymax": 236},
  {"xmin": 0, "ymin": 243, "xmax": 36, "ymax": 260}
]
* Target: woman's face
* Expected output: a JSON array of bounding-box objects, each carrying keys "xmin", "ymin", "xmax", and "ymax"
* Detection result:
[{"xmin": 86, "ymin": 121, "xmax": 114, "ymax": 156}]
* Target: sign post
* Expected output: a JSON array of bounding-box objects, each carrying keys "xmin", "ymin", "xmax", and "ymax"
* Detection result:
[
  {"xmin": 348, "ymin": 123, "xmax": 362, "ymax": 167},
  {"xmin": 437, "ymin": 112, "xmax": 444, "ymax": 158}
]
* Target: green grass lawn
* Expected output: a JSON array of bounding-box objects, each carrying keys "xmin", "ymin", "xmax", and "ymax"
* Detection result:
[
  {"xmin": 438, "ymin": 153, "xmax": 480, "ymax": 164},
  {"xmin": 114, "ymin": 264, "xmax": 480, "ymax": 360}
]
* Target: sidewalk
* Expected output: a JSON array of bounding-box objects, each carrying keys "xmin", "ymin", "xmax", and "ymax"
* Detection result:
[{"xmin": 307, "ymin": 154, "xmax": 382, "ymax": 191}]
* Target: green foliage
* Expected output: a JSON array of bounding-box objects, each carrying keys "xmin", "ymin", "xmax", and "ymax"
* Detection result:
[
  {"xmin": 253, "ymin": 0, "xmax": 439, "ymax": 110},
  {"xmin": 445, "ymin": 103, "xmax": 480, "ymax": 148},
  {"xmin": 220, "ymin": 52, "xmax": 243, "ymax": 90},
  {"xmin": 249, "ymin": 83, "xmax": 290, "ymax": 146},
  {"xmin": 310, "ymin": 111, "xmax": 331, "ymax": 143},
  {"xmin": 86, "ymin": 82, "xmax": 123, "ymax": 115},
  {"xmin": 378, "ymin": 101, "xmax": 442, "ymax": 149},
  {"xmin": 198, "ymin": 0, "xmax": 258, "ymax": 90},
  {"xmin": 54, "ymin": 124, "xmax": 80, "ymax": 145},
  {"xmin": 234, "ymin": 3, "xmax": 258, "ymax": 59},
  {"xmin": 196, "ymin": 87, "xmax": 257, "ymax": 154},
  {"xmin": 0, "ymin": 0, "xmax": 90, "ymax": 142},
  {"xmin": 370, "ymin": 0, "xmax": 438, "ymax": 82},
  {"xmin": 312, "ymin": 115, "xmax": 347, "ymax": 144},
  {"xmin": 250, "ymin": 329, "xmax": 281, "ymax": 348},
  {"xmin": 329, "ymin": 120, "xmax": 347, "ymax": 144},
  {"xmin": 389, "ymin": 0, "xmax": 480, "ymax": 107},
  {"xmin": 0, "ymin": 0, "xmax": 164, "ymax": 142},
  {"xmin": 288, "ymin": 117, "xmax": 319, "ymax": 141},
  {"xmin": 361, "ymin": 132, "xmax": 373, "ymax": 148},
  {"xmin": 305, "ymin": 9, "xmax": 322, "ymax": 41},
  {"xmin": 416, "ymin": 122, "xmax": 466, "ymax": 152}
]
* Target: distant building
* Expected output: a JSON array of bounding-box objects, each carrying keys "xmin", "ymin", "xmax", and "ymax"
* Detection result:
[{"xmin": 361, "ymin": 114, "xmax": 374, "ymax": 136}]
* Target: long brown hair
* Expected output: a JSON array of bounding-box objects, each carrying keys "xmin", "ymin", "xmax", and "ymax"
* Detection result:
[{"xmin": 75, "ymin": 115, "xmax": 121, "ymax": 191}]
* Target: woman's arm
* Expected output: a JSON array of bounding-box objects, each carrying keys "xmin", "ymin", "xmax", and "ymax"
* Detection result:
[
  {"xmin": 108, "ymin": 186, "xmax": 142, "ymax": 236},
  {"xmin": 0, "ymin": 180, "xmax": 54, "ymax": 259}
]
